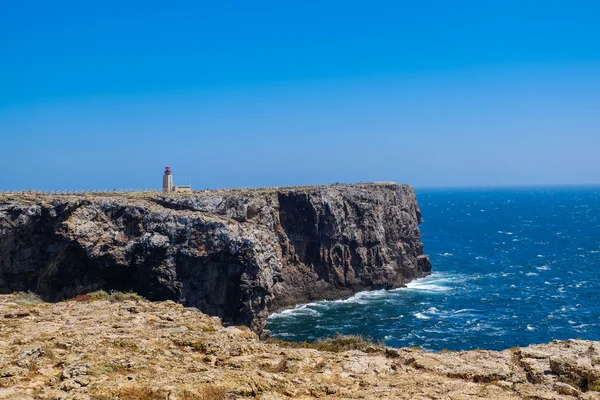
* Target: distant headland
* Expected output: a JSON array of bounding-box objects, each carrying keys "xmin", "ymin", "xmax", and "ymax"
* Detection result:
[{"xmin": 0, "ymin": 182, "xmax": 430, "ymax": 334}]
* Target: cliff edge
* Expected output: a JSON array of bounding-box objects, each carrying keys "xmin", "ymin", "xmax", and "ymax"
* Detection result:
[
  {"xmin": 1, "ymin": 294, "xmax": 598, "ymax": 399},
  {"xmin": 0, "ymin": 184, "xmax": 431, "ymax": 333}
]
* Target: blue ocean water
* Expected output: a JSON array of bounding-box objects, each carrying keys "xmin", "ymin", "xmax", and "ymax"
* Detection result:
[{"xmin": 266, "ymin": 187, "xmax": 600, "ymax": 351}]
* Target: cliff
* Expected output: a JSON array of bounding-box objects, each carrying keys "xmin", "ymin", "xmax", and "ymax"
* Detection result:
[
  {"xmin": 0, "ymin": 184, "xmax": 431, "ymax": 333},
  {"xmin": 1, "ymin": 293, "xmax": 598, "ymax": 399}
]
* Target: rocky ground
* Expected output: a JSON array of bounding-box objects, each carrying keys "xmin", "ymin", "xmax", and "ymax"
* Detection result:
[{"xmin": 1, "ymin": 293, "xmax": 598, "ymax": 400}]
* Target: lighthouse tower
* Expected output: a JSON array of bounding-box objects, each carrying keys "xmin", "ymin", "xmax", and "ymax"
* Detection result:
[{"xmin": 162, "ymin": 166, "xmax": 173, "ymax": 192}]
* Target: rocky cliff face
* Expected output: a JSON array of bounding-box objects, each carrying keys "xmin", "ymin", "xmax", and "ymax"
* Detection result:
[{"xmin": 0, "ymin": 184, "xmax": 431, "ymax": 333}]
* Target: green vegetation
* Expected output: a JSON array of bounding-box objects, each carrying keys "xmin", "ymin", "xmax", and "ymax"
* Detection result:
[
  {"xmin": 72, "ymin": 290, "xmax": 144, "ymax": 302},
  {"xmin": 201, "ymin": 324, "xmax": 216, "ymax": 332},
  {"xmin": 12, "ymin": 291, "xmax": 43, "ymax": 305},
  {"xmin": 267, "ymin": 333, "xmax": 382, "ymax": 353}
]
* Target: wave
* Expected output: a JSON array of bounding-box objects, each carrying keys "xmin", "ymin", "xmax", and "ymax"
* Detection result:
[
  {"xmin": 268, "ymin": 303, "xmax": 321, "ymax": 319},
  {"xmin": 404, "ymin": 282, "xmax": 452, "ymax": 292},
  {"xmin": 268, "ymin": 273, "xmax": 465, "ymax": 321},
  {"xmin": 330, "ymin": 289, "xmax": 388, "ymax": 304},
  {"xmin": 402, "ymin": 272, "xmax": 465, "ymax": 293},
  {"xmin": 268, "ymin": 288, "xmax": 392, "ymax": 320},
  {"xmin": 414, "ymin": 312, "xmax": 431, "ymax": 320}
]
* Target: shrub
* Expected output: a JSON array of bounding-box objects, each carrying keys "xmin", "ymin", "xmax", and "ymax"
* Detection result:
[
  {"xmin": 173, "ymin": 339, "xmax": 207, "ymax": 352},
  {"xmin": 268, "ymin": 333, "xmax": 382, "ymax": 353},
  {"xmin": 12, "ymin": 291, "xmax": 43, "ymax": 305},
  {"xmin": 109, "ymin": 291, "xmax": 143, "ymax": 302},
  {"xmin": 201, "ymin": 325, "xmax": 216, "ymax": 333},
  {"xmin": 73, "ymin": 294, "xmax": 91, "ymax": 302},
  {"xmin": 72, "ymin": 291, "xmax": 109, "ymax": 302},
  {"xmin": 70, "ymin": 290, "xmax": 144, "ymax": 302},
  {"xmin": 199, "ymin": 385, "xmax": 227, "ymax": 400},
  {"xmin": 119, "ymin": 386, "xmax": 166, "ymax": 400}
]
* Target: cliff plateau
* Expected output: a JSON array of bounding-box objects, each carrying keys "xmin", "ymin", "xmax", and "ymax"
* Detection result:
[
  {"xmin": 0, "ymin": 184, "xmax": 431, "ymax": 333},
  {"xmin": 1, "ymin": 294, "xmax": 598, "ymax": 399}
]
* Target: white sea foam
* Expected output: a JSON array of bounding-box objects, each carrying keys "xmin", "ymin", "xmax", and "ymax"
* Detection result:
[
  {"xmin": 526, "ymin": 325, "xmax": 535, "ymax": 331},
  {"xmin": 268, "ymin": 303, "xmax": 322, "ymax": 319},
  {"xmin": 330, "ymin": 289, "xmax": 388, "ymax": 305},
  {"xmin": 404, "ymin": 276, "xmax": 453, "ymax": 292},
  {"xmin": 453, "ymin": 309, "xmax": 475, "ymax": 314},
  {"xmin": 414, "ymin": 312, "xmax": 431, "ymax": 320},
  {"xmin": 536, "ymin": 265, "xmax": 551, "ymax": 271},
  {"xmin": 574, "ymin": 324, "xmax": 591, "ymax": 329}
]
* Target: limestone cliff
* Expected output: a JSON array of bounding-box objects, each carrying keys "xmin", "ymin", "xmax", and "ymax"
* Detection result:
[{"xmin": 0, "ymin": 184, "xmax": 431, "ymax": 332}]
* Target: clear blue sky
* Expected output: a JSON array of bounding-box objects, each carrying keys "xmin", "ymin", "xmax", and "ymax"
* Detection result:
[{"xmin": 1, "ymin": 1, "xmax": 599, "ymax": 190}]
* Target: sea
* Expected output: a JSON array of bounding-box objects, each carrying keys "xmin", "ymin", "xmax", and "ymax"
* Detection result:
[{"xmin": 265, "ymin": 186, "xmax": 600, "ymax": 351}]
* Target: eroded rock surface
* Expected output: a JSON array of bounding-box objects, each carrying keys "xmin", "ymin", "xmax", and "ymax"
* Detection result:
[
  {"xmin": 0, "ymin": 184, "xmax": 431, "ymax": 332},
  {"xmin": 1, "ymin": 294, "xmax": 598, "ymax": 400}
]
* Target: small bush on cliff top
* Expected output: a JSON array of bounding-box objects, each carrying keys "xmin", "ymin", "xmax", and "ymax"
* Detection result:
[
  {"xmin": 71, "ymin": 290, "xmax": 143, "ymax": 302},
  {"xmin": 109, "ymin": 291, "xmax": 143, "ymax": 302},
  {"xmin": 268, "ymin": 333, "xmax": 382, "ymax": 353},
  {"xmin": 12, "ymin": 291, "xmax": 43, "ymax": 305}
]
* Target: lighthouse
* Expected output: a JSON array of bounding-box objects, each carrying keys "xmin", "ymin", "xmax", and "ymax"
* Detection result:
[
  {"xmin": 162, "ymin": 166, "xmax": 173, "ymax": 192},
  {"xmin": 162, "ymin": 166, "xmax": 192, "ymax": 193}
]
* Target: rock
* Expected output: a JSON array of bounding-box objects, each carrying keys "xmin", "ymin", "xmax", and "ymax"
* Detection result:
[
  {"xmin": 0, "ymin": 293, "xmax": 597, "ymax": 400},
  {"xmin": 0, "ymin": 184, "xmax": 430, "ymax": 333},
  {"xmin": 0, "ymin": 366, "xmax": 21, "ymax": 378},
  {"xmin": 553, "ymin": 382, "xmax": 581, "ymax": 397},
  {"xmin": 61, "ymin": 364, "xmax": 89, "ymax": 380},
  {"xmin": 513, "ymin": 340, "xmax": 600, "ymax": 394},
  {"xmin": 549, "ymin": 356, "xmax": 600, "ymax": 392},
  {"xmin": 60, "ymin": 379, "xmax": 81, "ymax": 392}
]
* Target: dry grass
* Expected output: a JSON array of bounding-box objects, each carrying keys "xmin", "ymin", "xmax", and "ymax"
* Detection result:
[
  {"xmin": 88, "ymin": 362, "xmax": 134, "ymax": 377},
  {"xmin": 119, "ymin": 386, "xmax": 166, "ymax": 400},
  {"xmin": 197, "ymin": 385, "xmax": 227, "ymax": 400},
  {"xmin": 12, "ymin": 291, "xmax": 43, "ymax": 305},
  {"xmin": 200, "ymin": 324, "xmax": 216, "ymax": 332},
  {"xmin": 112, "ymin": 339, "xmax": 139, "ymax": 352},
  {"xmin": 262, "ymin": 357, "xmax": 292, "ymax": 373},
  {"xmin": 71, "ymin": 290, "xmax": 144, "ymax": 303},
  {"xmin": 73, "ymin": 291, "xmax": 109, "ymax": 302},
  {"xmin": 173, "ymin": 338, "xmax": 207, "ymax": 352},
  {"xmin": 94, "ymin": 385, "xmax": 226, "ymax": 400},
  {"xmin": 268, "ymin": 333, "xmax": 382, "ymax": 353},
  {"xmin": 109, "ymin": 291, "xmax": 144, "ymax": 302}
]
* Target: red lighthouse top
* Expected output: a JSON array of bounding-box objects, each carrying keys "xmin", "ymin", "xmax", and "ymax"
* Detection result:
[{"xmin": 164, "ymin": 166, "xmax": 171, "ymax": 175}]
